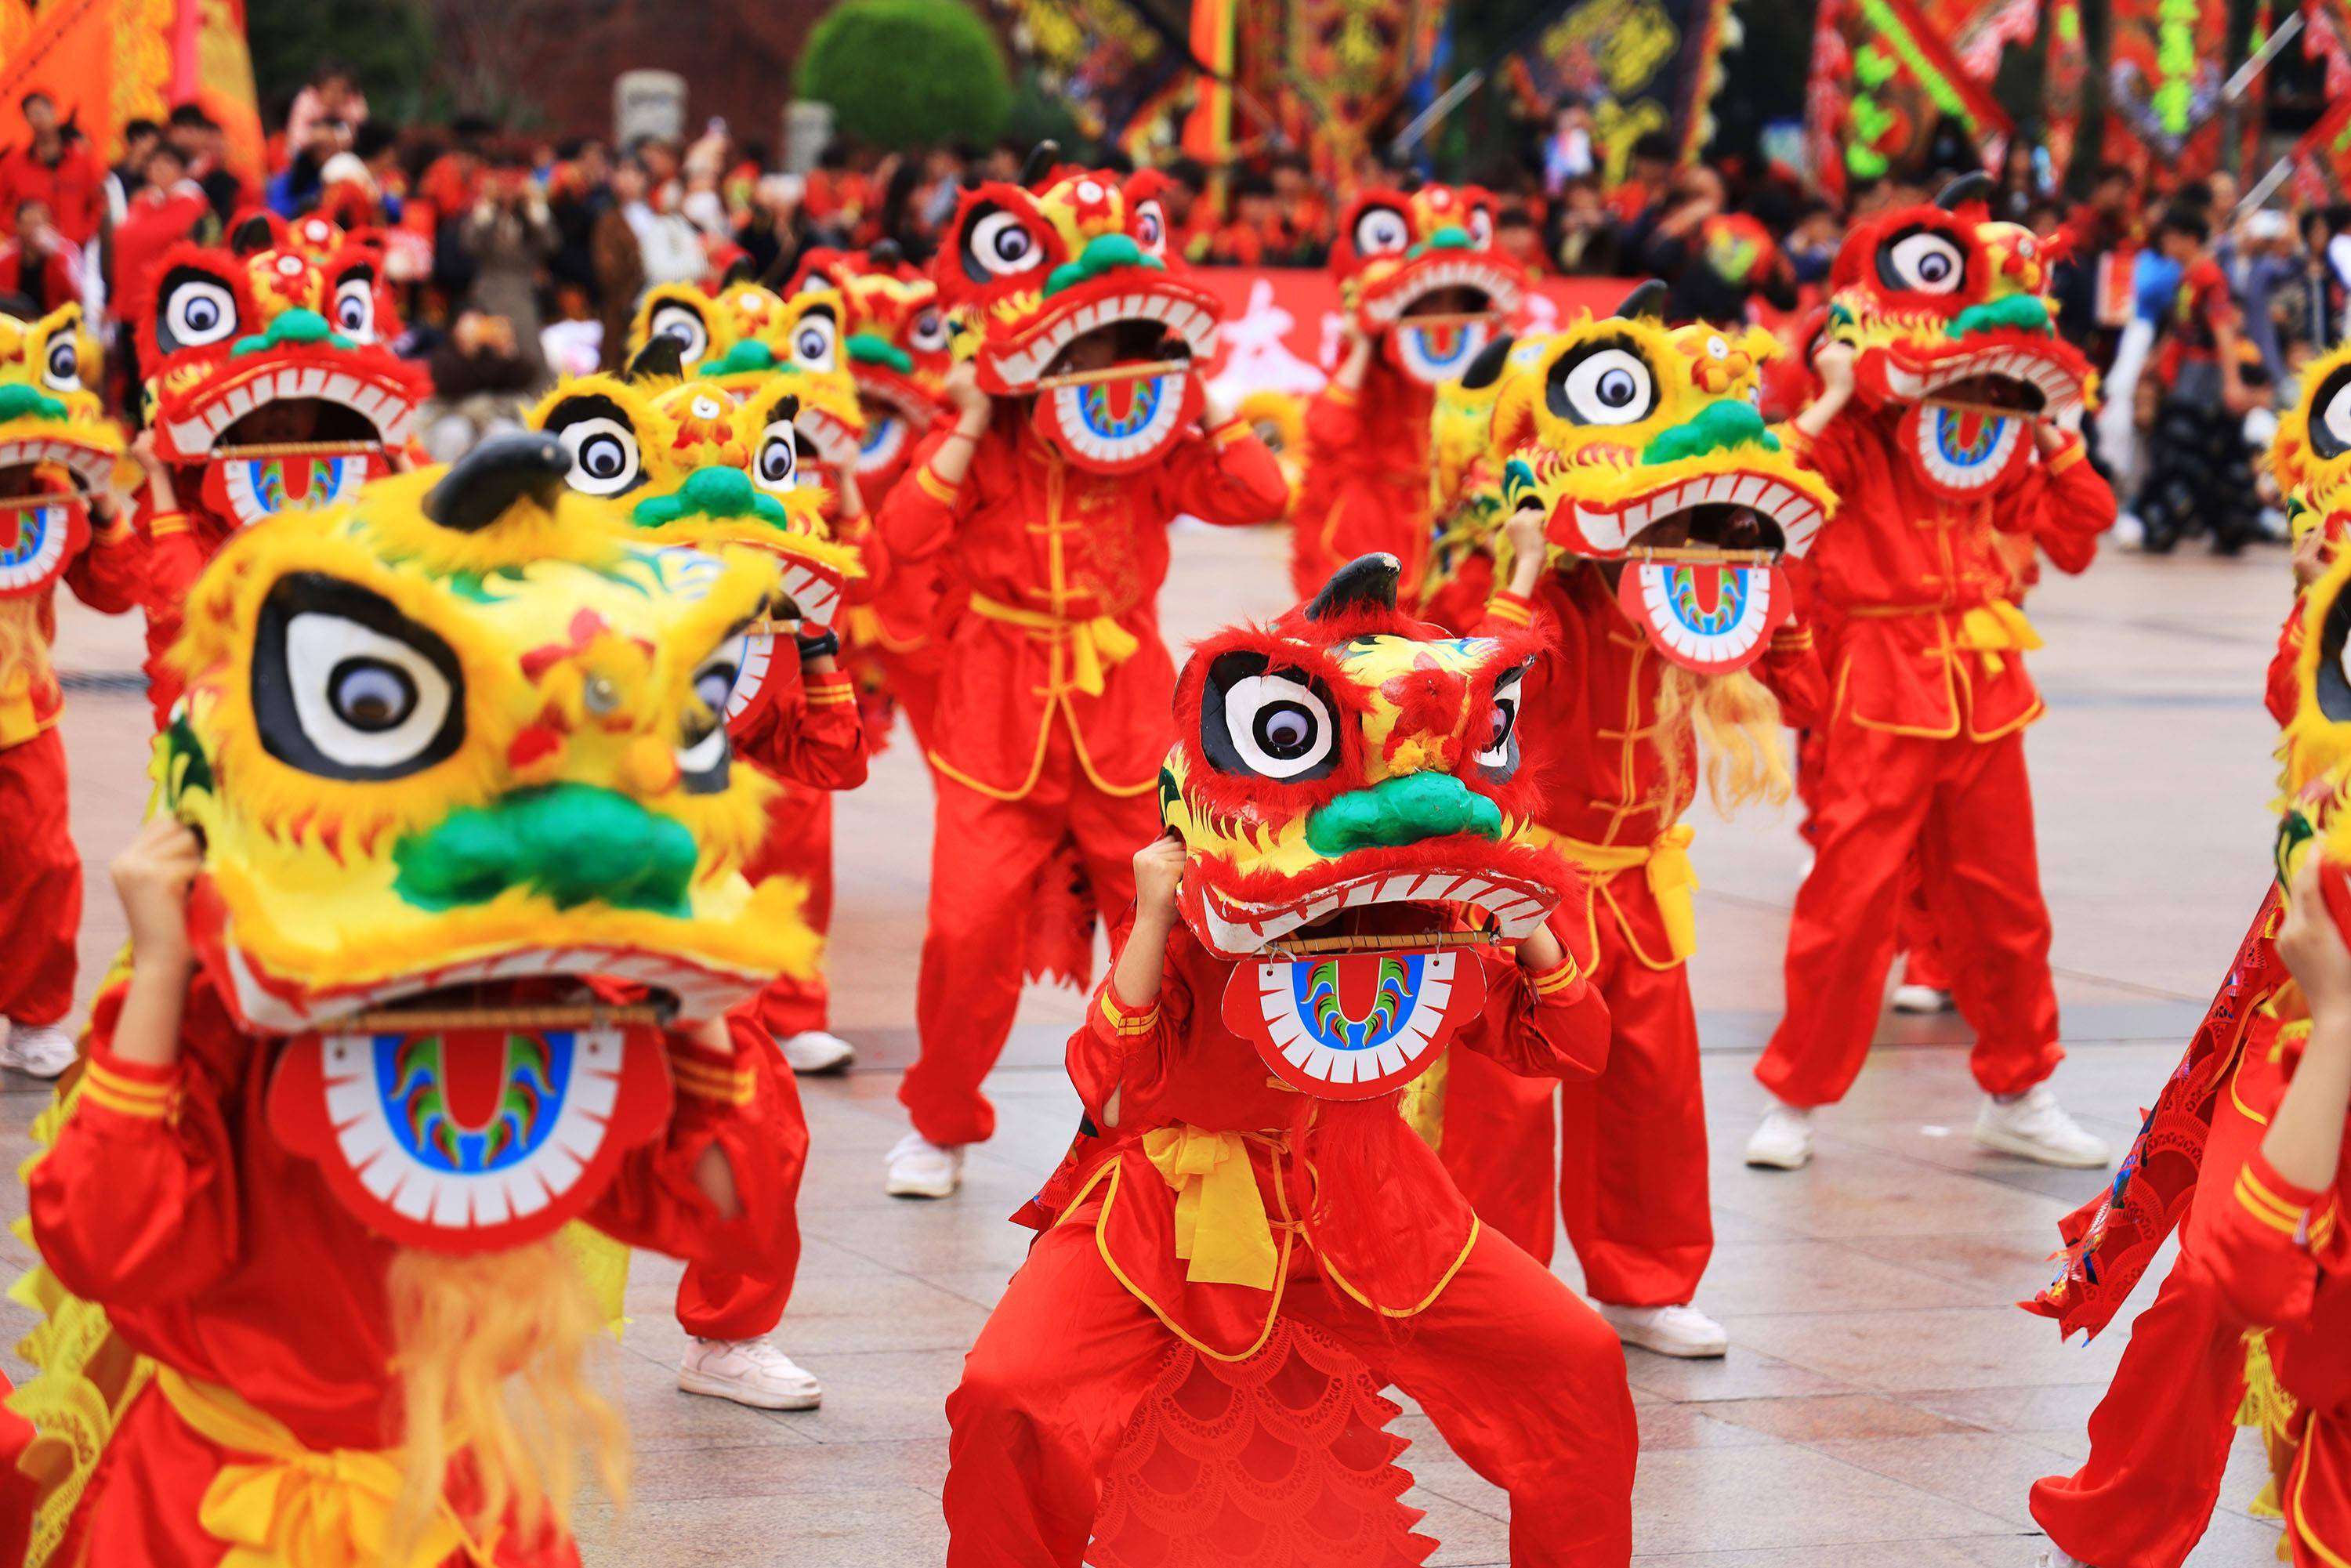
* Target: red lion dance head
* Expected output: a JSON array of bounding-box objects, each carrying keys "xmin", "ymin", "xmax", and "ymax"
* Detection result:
[{"xmin": 1331, "ymin": 184, "xmax": 1528, "ymax": 387}]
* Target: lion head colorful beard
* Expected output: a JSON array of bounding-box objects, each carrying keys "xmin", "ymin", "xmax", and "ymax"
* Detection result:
[
  {"xmin": 788, "ymin": 246, "xmax": 954, "ymax": 485},
  {"xmin": 1491, "ymin": 284, "xmax": 1836, "ymax": 675},
  {"xmin": 0, "ymin": 302, "xmax": 122, "ymax": 598},
  {"xmin": 1333, "ymin": 185, "xmax": 1527, "ymax": 389},
  {"xmin": 2275, "ymin": 343, "xmax": 2351, "ymax": 548},
  {"xmin": 935, "ymin": 154, "xmax": 1220, "ymax": 474},
  {"xmin": 141, "ymin": 219, "xmax": 428, "ymax": 529},
  {"xmin": 1163, "ymin": 555, "xmax": 1571, "ymax": 1095},
  {"xmin": 1824, "ymin": 174, "xmax": 2091, "ymax": 501},
  {"xmin": 161, "ymin": 434, "xmax": 815, "ymax": 1251}
]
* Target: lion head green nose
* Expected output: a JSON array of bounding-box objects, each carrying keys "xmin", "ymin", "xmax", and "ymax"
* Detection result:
[{"xmin": 1305, "ymin": 773, "xmax": 1503, "ymax": 856}]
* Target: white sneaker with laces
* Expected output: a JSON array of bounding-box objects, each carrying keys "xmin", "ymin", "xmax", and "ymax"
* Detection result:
[
  {"xmin": 780, "ymin": 1030, "xmax": 855, "ymax": 1074},
  {"xmin": 676, "ymin": 1337, "xmax": 822, "ymax": 1410},
  {"xmin": 1743, "ymin": 1103, "xmax": 1813, "ymax": 1169},
  {"xmin": 1975, "ymin": 1085, "xmax": 2110, "ymax": 1168},
  {"xmin": 1890, "ymin": 983, "xmax": 1955, "ymax": 1014},
  {"xmin": 1594, "ymin": 1301, "xmax": 1728, "ymax": 1359},
  {"xmin": 886, "ymin": 1132, "xmax": 965, "ymax": 1198},
  {"xmin": 0, "ymin": 1020, "xmax": 76, "ymax": 1079}
]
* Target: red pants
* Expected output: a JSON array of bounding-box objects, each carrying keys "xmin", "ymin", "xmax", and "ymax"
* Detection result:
[
  {"xmin": 745, "ymin": 786, "xmax": 834, "ymax": 1041},
  {"xmin": 1897, "ymin": 853, "xmax": 1953, "ymax": 991},
  {"xmin": 0, "ymin": 728, "xmax": 78, "ymax": 1026},
  {"xmin": 1444, "ymin": 896, "xmax": 1712, "ymax": 1306},
  {"xmin": 1757, "ymin": 722, "xmax": 2062, "ymax": 1107},
  {"xmin": 944, "ymin": 1221, "xmax": 1637, "ymax": 1567},
  {"xmin": 2027, "ymin": 1048, "xmax": 2274, "ymax": 1566},
  {"xmin": 675, "ymin": 1014, "xmax": 813, "ymax": 1341},
  {"xmin": 900, "ymin": 735, "xmax": 1160, "ymax": 1147}
]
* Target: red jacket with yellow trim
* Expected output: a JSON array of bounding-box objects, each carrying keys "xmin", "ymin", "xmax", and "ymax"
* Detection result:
[
  {"xmin": 1290, "ymin": 371, "xmax": 1436, "ymax": 603},
  {"xmin": 1789, "ymin": 409, "xmax": 2109, "ymax": 740},
  {"xmin": 1, "ymin": 512, "xmax": 142, "ymax": 748},
  {"xmin": 875, "ymin": 406, "xmax": 1287, "ymax": 799},
  {"xmin": 1033, "ymin": 918, "xmax": 1606, "ymax": 1358}
]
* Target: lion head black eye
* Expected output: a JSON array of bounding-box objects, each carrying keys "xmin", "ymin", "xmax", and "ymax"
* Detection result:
[
  {"xmin": 1547, "ymin": 336, "xmax": 1659, "ymax": 427},
  {"xmin": 252, "ymin": 574, "xmax": 465, "ymax": 781},
  {"xmin": 2311, "ymin": 363, "xmax": 2351, "ymax": 462},
  {"xmin": 542, "ymin": 394, "xmax": 645, "ymax": 497},
  {"xmin": 1352, "ymin": 204, "xmax": 1411, "ymax": 256},
  {"xmin": 332, "ymin": 272, "xmax": 377, "ymax": 340},
  {"xmin": 156, "ymin": 266, "xmax": 241, "ymax": 354},
  {"xmin": 960, "ymin": 201, "xmax": 1048, "ymax": 284},
  {"xmin": 42, "ymin": 335, "xmax": 78, "ymax": 390},
  {"xmin": 650, "ymin": 299, "xmax": 710, "ymax": 363},
  {"xmin": 1201, "ymin": 650, "xmax": 1339, "ymax": 781},
  {"xmin": 1878, "ymin": 225, "xmax": 1969, "ymax": 295},
  {"xmin": 1478, "ymin": 661, "xmax": 1529, "ymax": 780}
]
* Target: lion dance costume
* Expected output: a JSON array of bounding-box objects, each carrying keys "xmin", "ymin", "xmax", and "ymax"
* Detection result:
[
  {"xmin": 945, "ymin": 554, "xmax": 1637, "ymax": 1566},
  {"xmin": 9, "ymin": 435, "xmax": 817, "ymax": 1565},
  {"xmin": 875, "ymin": 157, "xmax": 1287, "ymax": 1160},
  {"xmin": 1434, "ymin": 286, "xmax": 1835, "ymax": 1321},
  {"xmin": 2027, "ymin": 343, "xmax": 2351, "ymax": 1566},
  {"xmin": 1290, "ymin": 186, "xmax": 1526, "ymax": 603},
  {"xmin": 132, "ymin": 213, "xmax": 429, "ymax": 729},
  {"xmin": 0, "ymin": 302, "xmax": 138, "ymax": 1046},
  {"xmin": 1753, "ymin": 174, "xmax": 2111, "ymax": 1116}
]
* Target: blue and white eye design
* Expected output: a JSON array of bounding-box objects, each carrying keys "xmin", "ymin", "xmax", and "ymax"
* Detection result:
[
  {"xmin": 1045, "ymin": 371, "xmax": 1186, "ymax": 468},
  {"xmin": 0, "ymin": 500, "xmax": 67, "ymax": 595}
]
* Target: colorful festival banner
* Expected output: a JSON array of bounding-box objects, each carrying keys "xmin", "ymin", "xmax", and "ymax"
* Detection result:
[
  {"xmin": 2106, "ymin": 0, "xmax": 2230, "ymax": 167},
  {"xmin": 0, "ymin": 0, "xmax": 261, "ymax": 177},
  {"xmin": 1283, "ymin": 0, "xmax": 1450, "ymax": 182},
  {"xmin": 1805, "ymin": 0, "xmax": 2012, "ymax": 197},
  {"xmin": 1504, "ymin": 0, "xmax": 1737, "ymax": 178},
  {"xmin": 995, "ymin": 0, "xmax": 1177, "ymax": 143}
]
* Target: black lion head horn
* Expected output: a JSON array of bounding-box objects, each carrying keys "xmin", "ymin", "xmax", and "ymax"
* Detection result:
[
  {"xmin": 625, "ymin": 334, "xmax": 685, "ymax": 385},
  {"xmin": 424, "ymin": 433, "xmax": 573, "ymax": 533},
  {"xmin": 1460, "ymin": 332, "xmax": 1516, "ymax": 391},
  {"xmin": 229, "ymin": 213, "xmax": 277, "ymax": 258},
  {"xmin": 1936, "ymin": 171, "xmax": 1996, "ymax": 211},
  {"xmin": 1612, "ymin": 279, "xmax": 1668, "ymax": 320},
  {"xmin": 868, "ymin": 238, "xmax": 905, "ymax": 270},
  {"xmin": 1306, "ymin": 554, "xmax": 1401, "ymax": 621},
  {"xmin": 1019, "ymin": 139, "xmax": 1061, "ymax": 189}
]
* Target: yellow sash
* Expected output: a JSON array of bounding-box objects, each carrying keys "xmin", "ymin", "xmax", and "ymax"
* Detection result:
[
  {"xmin": 1953, "ymin": 600, "xmax": 2042, "ymax": 677},
  {"xmin": 968, "ymin": 592, "xmax": 1140, "ymax": 698},
  {"xmin": 1541, "ymin": 823, "xmax": 1701, "ymax": 961},
  {"xmin": 1141, "ymin": 1125, "xmax": 1280, "ymax": 1290},
  {"xmin": 155, "ymin": 1367, "xmax": 485, "ymax": 1568}
]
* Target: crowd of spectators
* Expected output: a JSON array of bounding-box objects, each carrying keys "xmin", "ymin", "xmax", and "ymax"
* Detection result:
[{"xmin": 3, "ymin": 63, "xmax": 2349, "ymax": 539}]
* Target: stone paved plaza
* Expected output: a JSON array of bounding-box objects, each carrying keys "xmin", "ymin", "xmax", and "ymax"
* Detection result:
[{"xmin": 0, "ymin": 523, "xmax": 2298, "ymax": 1565}]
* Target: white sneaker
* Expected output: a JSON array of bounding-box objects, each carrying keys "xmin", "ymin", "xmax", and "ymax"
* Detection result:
[
  {"xmin": 2038, "ymin": 1547, "xmax": 2092, "ymax": 1568},
  {"xmin": 1594, "ymin": 1301, "xmax": 1728, "ymax": 1359},
  {"xmin": 676, "ymin": 1337, "xmax": 822, "ymax": 1410},
  {"xmin": 885, "ymin": 1132, "xmax": 964, "ymax": 1198},
  {"xmin": 1891, "ymin": 983, "xmax": 1954, "ymax": 1014},
  {"xmin": 0, "ymin": 1021, "xmax": 76, "ymax": 1079},
  {"xmin": 779, "ymin": 1030, "xmax": 855, "ymax": 1074},
  {"xmin": 1975, "ymin": 1085, "xmax": 2110, "ymax": 1168},
  {"xmin": 1744, "ymin": 1103, "xmax": 1814, "ymax": 1169}
]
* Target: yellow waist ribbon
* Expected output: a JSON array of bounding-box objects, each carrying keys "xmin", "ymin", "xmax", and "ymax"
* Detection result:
[
  {"xmin": 1141, "ymin": 1125, "xmax": 1280, "ymax": 1291},
  {"xmin": 968, "ymin": 592, "xmax": 1140, "ymax": 698},
  {"xmin": 1953, "ymin": 601, "xmax": 2042, "ymax": 677},
  {"xmin": 156, "ymin": 1367, "xmax": 483, "ymax": 1568},
  {"xmin": 1543, "ymin": 823, "xmax": 1702, "ymax": 961},
  {"xmin": 838, "ymin": 603, "xmax": 886, "ymax": 649}
]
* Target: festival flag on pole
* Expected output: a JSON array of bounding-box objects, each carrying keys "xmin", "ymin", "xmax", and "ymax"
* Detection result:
[
  {"xmin": 1183, "ymin": 0, "xmax": 1237, "ymax": 161},
  {"xmin": 0, "ymin": 0, "xmax": 260, "ymax": 179},
  {"xmin": 1805, "ymin": 0, "xmax": 2012, "ymax": 197}
]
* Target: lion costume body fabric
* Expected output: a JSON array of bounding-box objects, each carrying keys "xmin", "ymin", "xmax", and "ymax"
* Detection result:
[
  {"xmin": 1750, "ymin": 175, "xmax": 2114, "ymax": 1114},
  {"xmin": 2027, "ymin": 343, "xmax": 2351, "ymax": 1568},
  {"xmin": 11, "ymin": 436, "xmax": 817, "ymax": 1566},
  {"xmin": 1289, "ymin": 186, "xmax": 1527, "ymax": 603},
  {"xmin": 942, "ymin": 556, "xmax": 1637, "ymax": 1568}
]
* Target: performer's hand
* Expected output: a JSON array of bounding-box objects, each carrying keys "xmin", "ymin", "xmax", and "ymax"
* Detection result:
[
  {"xmin": 2282, "ymin": 853, "xmax": 2351, "ymax": 1021},
  {"xmin": 112, "ymin": 816, "xmax": 202, "ymax": 973},
  {"xmin": 130, "ymin": 428, "xmax": 179, "ymax": 512},
  {"xmin": 1502, "ymin": 503, "xmax": 1549, "ymax": 597},
  {"xmin": 2294, "ymin": 528, "xmax": 2334, "ymax": 589},
  {"xmin": 1514, "ymin": 922, "xmax": 1565, "ymax": 972},
  {"xmin": 2032, "ymin": 420, "xmax": 2070, "ymax": 458},
  {"xmin": 1813, "ymin": 340, "xmax": 1856, "ymax": 400},
  {"xmin": 1132, "ymin": 832, "xmax": 1186, "ymax": 922},
  {"xmin": 1200, "ymin": 382, "xmax": 1236, "ymax": 431},
  {"xmin": 943, "ymin": 359, "xmax": 990, "ymax": 429}
]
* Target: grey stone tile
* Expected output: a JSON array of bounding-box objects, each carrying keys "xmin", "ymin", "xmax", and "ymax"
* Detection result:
[{"xmin": 1630, "ymin": 1444, "xmax": 2019, "ymax": 1555}]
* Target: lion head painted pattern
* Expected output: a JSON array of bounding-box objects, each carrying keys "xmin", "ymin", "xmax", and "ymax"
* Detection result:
[
  {"xmin": 140, "ymin": 219, "xmax": 428, "ymax": 529},
  {"xmin": 787, "ymin": 246, "xmax": 953, "ymax": 483},
  {"xmin": 1824, "ymin": 174, "xmax": 2092, "ymax": 501},
  {"xmin": 627, "ymin": 282, "xmax": 866, "ymax": 483},
  {"xmin": 2273, "ymin": 342, "xmax": 2351, "ymax": 549},
  {"xmin": 1489, "ymin": 284, "xmax": 1836, "ymax": 674},
  {"xmin": 0, "ymin": 302, "xmax": 121, "ymax": 599},
  {"xmin": 933, "ymin": 152, "xmax": 1221, "ymax": 473},
  {"xmin": 1331, "ymin": 185, "xmax": 1527, "ymax": 388},
  {"xmin": 526, "ymin": 366, "xmax": 860, "ymax": 636},
  {"xmin": 1161, "ymin": 555, "xmax": 1574, "ymax": 1096}
]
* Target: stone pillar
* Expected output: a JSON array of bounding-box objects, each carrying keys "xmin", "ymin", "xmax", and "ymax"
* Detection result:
[
  {"xmin": 615, "ymin": 71, "xmax": 686, "ymax": 148},
  {"xmin": 783, "ymin": 100, "xmax": 834, "ymax": 174}
]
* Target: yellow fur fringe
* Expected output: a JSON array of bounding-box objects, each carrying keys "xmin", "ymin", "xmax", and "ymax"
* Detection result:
[{"xmin": 1653, "ymin": 664, "xmax": 1792, "ymax": 817}]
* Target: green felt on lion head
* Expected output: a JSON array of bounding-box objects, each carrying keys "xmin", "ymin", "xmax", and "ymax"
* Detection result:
[
  {"xmin": 232, "ymin": 308, "xmax": 352, "ymax": 358},
  {"xmin": 695, "ymin": 339, "xmax": 782, "ymax": 378},
  {"xmin": 0, "ymin": 384, "xmax": 65, "ymax": 422},
  {"xmin": 1642, "ymin": 400, "xmax": 1782, "ymax": 465},
  {"xmin": 1045, "ymin": 233, "xmax": 1164, "ymax": 298},
  {"xmin": 632, "ymin": 465, "xmax": 793, "ymax": 529},
  {"xmin": 846, "ymin": 332, "xmax": 913, "ymax": 374},
  {"xmin": 393, "ymin": 783, "xmax": 701, "ymax": 914},
  {"xmin": 1304, "ymin": 773, "xmax": 1503, "ymax": 857},
  {"xmin": 1948, "ymin": 295, "xmax": 2052, "ymax": 339}
]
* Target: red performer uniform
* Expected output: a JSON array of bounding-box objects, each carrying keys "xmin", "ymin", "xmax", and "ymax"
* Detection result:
[
  {"xmin": 30, "ymin": 973, "xmax": 804, "ymax": 1566},
  {"xmin": 877, "ymin": 411, "xmax": 1287, "ymax": 1148},
  {"xmin": 943, "ymin": 918, "xmax": 1638, "ymax": 1567},
  {"xmin": 1754, "ymin": 415, "xmax": 2110, "ymax": 1107},
  {"xmin": 1290, "ymin": 373, "xmax": 1434, "ymax": 603},
  {"xmin": 0, "ymin": 502, "xmax": 140, "ymax": 1027},
  {"xmin": 675, "ymin": 657, "xmax": 868, "ymax": 1342},
  {"xmin": 1440, "ymin": 570, "xmax": 1823, "ymax": 1304}
]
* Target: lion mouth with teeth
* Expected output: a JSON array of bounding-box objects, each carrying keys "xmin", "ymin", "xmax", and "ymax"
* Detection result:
[
  {"xmin": 0, "ymin": 302, "xmax": 122, "ymax": 599},
  {"xmin": 1335, "ymin": 185, "xmax": 1527, "ymax": 389}
]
